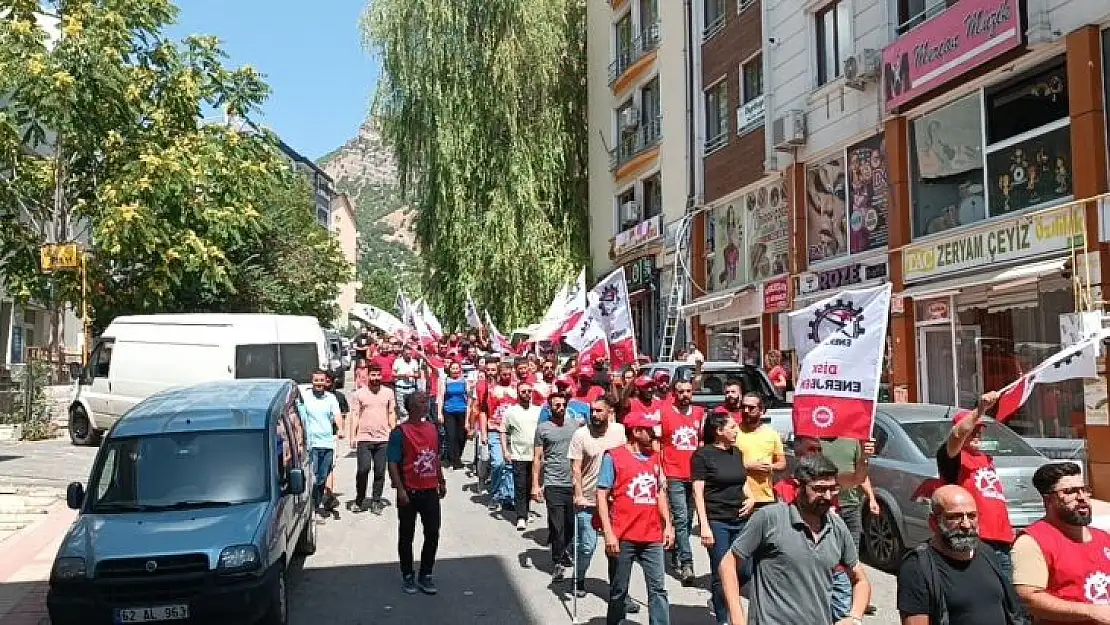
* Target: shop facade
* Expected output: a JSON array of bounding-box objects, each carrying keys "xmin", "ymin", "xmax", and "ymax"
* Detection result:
[{"xmin": 611, "ymin": 215, "xmax": 664, "ymax": 360}]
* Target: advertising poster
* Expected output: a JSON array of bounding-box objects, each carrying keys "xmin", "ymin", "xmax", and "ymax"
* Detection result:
[
  {"xmin": 806, "ymin": 156, "xmax": 847, "ymax": 264},
  {"xmin": 712, "ymin": 202, "xmax": 747, "ymax": 291},
  {"xmin": 847, "ymin": 134, "xmax": 890, "ymax": 254},
  {"xmin": 747, "ymin": 181, "xmax": 791, "ymax": 281},
  {"xmin": 911, "ymin": 94, "xmax": 987, "ymax": 237},
  {"xmin": 986, "ymin": 125, "xmax": 1072, "ymax": 216}
]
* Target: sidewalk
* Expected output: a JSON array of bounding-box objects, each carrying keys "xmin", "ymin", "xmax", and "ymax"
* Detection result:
[{"xmin": 0, "ymin": 502, "xmax": 77, "ymax": 625}]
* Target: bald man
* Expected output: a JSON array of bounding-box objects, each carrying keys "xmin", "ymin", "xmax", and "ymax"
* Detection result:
[{"xmin": 896, "ymin": 485, "xmax": 1020, "ymax": 625}]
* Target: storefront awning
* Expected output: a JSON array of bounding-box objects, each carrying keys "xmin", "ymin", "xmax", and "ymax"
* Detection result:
[
  {"xmin": 679, "ymin": 286, "xmax": 754, "ymax": 318},
  {"xmin": 900, "ymin": 257, "xmax": 1068, "ymax": 300}
]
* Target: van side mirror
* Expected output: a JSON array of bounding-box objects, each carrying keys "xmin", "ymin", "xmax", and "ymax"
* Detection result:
[
  {"xmin": 67, "ymin": 362, "xmax": 83, "ymax": 383},
  {"xmin": 66, "ymin": 482, "xmax": 85, "ymax": 510},
  {"xmin": 287, "ymin": 468, "xmax": 306, "ymax": 496}
]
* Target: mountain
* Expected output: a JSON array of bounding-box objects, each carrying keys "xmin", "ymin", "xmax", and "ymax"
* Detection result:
[{"xmin": 318, "ymin": 118, "xmax": 421, "ymax": 311}]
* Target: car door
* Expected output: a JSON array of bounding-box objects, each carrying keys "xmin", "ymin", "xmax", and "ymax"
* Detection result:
[
  {"xmin": 274, "ymin": 401, "xmax": 299, "ymax": 549},
  {"xmin": 282, "ymin": 388, "xmax": 312, "ymax": 532},
  {"xmin": 82, "ymin": 339, "xmax": 115, "ymax": 425}
]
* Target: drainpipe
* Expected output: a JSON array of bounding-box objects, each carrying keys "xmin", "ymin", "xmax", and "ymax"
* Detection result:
[{"xmin": 681, "ymin": 0, "xmax": 696, "ymax": 349}]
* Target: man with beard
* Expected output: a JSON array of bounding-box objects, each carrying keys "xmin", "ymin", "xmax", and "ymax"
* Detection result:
[
  {"xmin": 628, "ymin": 376, "xmax": 663, "ymax": 433},
  {"xmin": 470, "ymin": 359, "xmax": 499, "ymax": 481},
  {"xmin": 575, "ymin": 362, "xmax": 607, "ymax": 404},
  {"xmin": 393, "ymin": 346, "xmax": 422, "ymax": 420},
  {"xmin": 300, "ymin": 370, "xmax": 345, "ymax": 516},
  {"xmin": 533, "ymin": 392, "xmax": 580, "ymax": 580},
  {"xmin": 721, "ymin": 454, "xmax": 871, "ymax": 625},
  {"xmin": 897, "ymin": 485, "xmax": 1019, "ymax": 625},
  {"xmin": 1014, "ymin": 462, "xmax": 1110, "ymax": 624},
  {"xmin": 353, "ymin": 326, "xmax": 373, "ymax": 364},
  {"xmin": 660, "ymin": 379, "xmax": 704, "ymax": 585},
  {"xmin": 532, "ymin": 359, "xmax": 556, "ymax": 405},
  {"xmin": 733, "ymin": 392, "xmax": 786, "ymax": 512},
  {"xmin": 482, "ymin": 362, "xmax": 519, "ymax": 512},
  {"xmin": 347, "ymin": 363, "xmax": 397, "ymax": 515},
  {"xmin": 504, "ymin": 381, "xmax": 542, "ymax": 530}
]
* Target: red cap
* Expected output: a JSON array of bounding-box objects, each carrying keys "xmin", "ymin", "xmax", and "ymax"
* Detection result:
[
  {"xmin": 578, "ymin": 363, "xmax": 595, "ymax": 377},
  {"xmin": 555, "ymin": 375, "xmax": 575, "ymax": 389},
  {"xmin": 652, "ymin": 370, "xmax": 671, "ymax": 384},
  {"xmin": 623, "ymin": 412, "xmax": 658, "ymax": 432},
  {"xmin": 633, "ymin": 375, "xmax": 655, "ymax": 389}
]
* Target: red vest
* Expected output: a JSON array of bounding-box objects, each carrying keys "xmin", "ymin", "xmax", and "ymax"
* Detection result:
[
  {"xmin": 628, "ymin": 396, "xmax": 663, "ymax": 423},
  {"xmin": 957, "ymin": 450, "xmax": 1014, "ymax": 544},
  {"xmin": 400, "ymin": 421, "xmax": 440, "ymax": 491},
  {"xmin": 660, "ymin": 405, "xmax": 704, "ymax": 480},
  {"xmin": 486, "ymin": 384, "xmax": 517, "ymax": 431},
  {"xmin": 1023, "ymin": 520, "xmax": 1110, "ymax": 623},
  {"xmin": 608, "ymin": 446, "xmax": 664, "ymax": 544}
]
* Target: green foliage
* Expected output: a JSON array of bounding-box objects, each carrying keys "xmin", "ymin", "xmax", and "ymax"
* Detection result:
[
  {"xmin": 0, "ymin": 0, "xmax": 347, "ymax": 331},
  {"xmin": 363, "ymin": 0, "xmax": 589, "ymax": 330},
  {"xmin": 0, "ymin": 361, "xmax": 55, "ymax": 441}
]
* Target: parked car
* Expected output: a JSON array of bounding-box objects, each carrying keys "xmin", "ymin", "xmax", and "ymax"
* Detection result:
[
  {"xmin": 67, "ymin": 314, "xmax": 333, "ymax": 446},
  {"xmin": 641, "ymin": 361, "xmax": 793, "ymax": 433},
  {"xmin": 48, "ymin": 379, "xmax": 316, "ymax": 625},
  {"xmin": 861, "ymin": 403, "xmax": 1049, "ymax": 570}
]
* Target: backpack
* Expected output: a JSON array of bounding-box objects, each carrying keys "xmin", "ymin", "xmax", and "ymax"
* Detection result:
[{"xmin": 903, "ymin": 543, "xmax": 1021, "ymax": 625}]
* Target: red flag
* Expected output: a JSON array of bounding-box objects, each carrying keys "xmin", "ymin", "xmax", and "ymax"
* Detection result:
[
  {"xmin": 994, "ymin": 376, "xmax": 1032, "ymax": 423},
  {"xmin": 609, "ymin": 335, "xmax": 637, "ymax": 371}
]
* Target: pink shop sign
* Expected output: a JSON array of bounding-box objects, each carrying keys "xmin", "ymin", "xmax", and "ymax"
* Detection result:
[{"xmin": 883, "ymin": 0, "xmax": 1023, "ymax": 112}]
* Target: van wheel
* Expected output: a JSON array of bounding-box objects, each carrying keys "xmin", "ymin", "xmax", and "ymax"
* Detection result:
[
  {"xmin": 68, "ymin": 406, "xmax": 101, "ymax": 447},
  {"xmin": 295, "ymin": 514, "xmax": 317, "ymax": 555},
  {"xmin": 260, "ymin": 565, "xmax": 288, "ymax": 625}
]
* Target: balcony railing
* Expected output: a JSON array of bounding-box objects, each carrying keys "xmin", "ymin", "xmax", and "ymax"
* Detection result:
[
  {"xmin": 608, "ymin": 22, "xmax": 662, "ymax": 84},
  {"xmin": 609, "ymin": 115, "xmax": 663, "ymax": 171},
  {"xmin": 895, "ymin": 1, "xmax": 950, "ymax": 35},
  {"xmin": 702, "ymin": 14, "xmax": 726, "ymax": 42},
  {"xmin": 703, "ymin": 130, "xmax": 729, "ymax": 155}
]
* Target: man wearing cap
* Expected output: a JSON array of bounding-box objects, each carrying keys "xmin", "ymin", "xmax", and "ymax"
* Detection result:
[
  {"xmin": 652, "ymin": 371, "xmax": 673, "ymax": 405},
  {"xmin": 660, "ymin": 378, "xmax": 703, "ymax": 585},
  {"xmin": 628, "ymin": 375, "xmax": 663, "ymax": 423},
  {"xmin": 597, "ymin": 411, "xmax": 675, "ymax": 625},
  {"xmin": 575, "ymin": 362, "xmax": 607, "ymax": 404}
]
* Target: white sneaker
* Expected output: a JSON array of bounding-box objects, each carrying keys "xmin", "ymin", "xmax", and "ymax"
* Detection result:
[{"xmin": 516, "ymin": 519, "xmax": 527, "ymax": 531}]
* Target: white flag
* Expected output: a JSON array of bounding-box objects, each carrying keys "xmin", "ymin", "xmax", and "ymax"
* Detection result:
[
  {"xmin": 485, "ymin": 311, "xmax": 512, "ymax": 354},
  {"xmin": 788, "ymin": 283, "xmax": 893, "ymax": 441},
  {"xmin": 465, "ymin": 292, "xmax": 483, "ymax": 330},
  {"xmin": 996, "ymin": 333, "xmax": 1106, "ymax": 421},
  {"xmin": 420, "ymin": 300, "xmax": 444, "ymax": 339},
  {"xmin": 351, "ymin": 303, "xmax": 406, "ymax": 335},
  {"xmin": 565, "ymin": 305, "xmax": 609, "ymax": 364},
  {"xmin": 591, "ymin": 267, "xmax": 637, "ymax": 369}
]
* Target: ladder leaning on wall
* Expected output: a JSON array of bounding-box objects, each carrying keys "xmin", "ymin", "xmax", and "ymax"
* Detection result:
[{"xmin": 657, "ymin": 214, "xmax": 691, "ymax": 362}]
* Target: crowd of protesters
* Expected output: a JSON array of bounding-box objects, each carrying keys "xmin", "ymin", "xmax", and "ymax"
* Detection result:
[{"xmin": 332, "ymin": 325, "xmax": 1110, "ymax": 625}]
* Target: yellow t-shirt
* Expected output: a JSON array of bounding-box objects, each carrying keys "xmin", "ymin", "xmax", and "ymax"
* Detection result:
[{"xmin": 735, "ymin": 424, "xmax": 784, "ymax": 502}]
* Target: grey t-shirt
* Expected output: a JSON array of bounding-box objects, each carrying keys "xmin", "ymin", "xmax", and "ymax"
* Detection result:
[
  {"xmin": 731, "ymin": 502, "xmax": 859, "ymax": 625},
  {"xmin": 534, "ymin": 418, "xmax": 579, "ymax": 488}
]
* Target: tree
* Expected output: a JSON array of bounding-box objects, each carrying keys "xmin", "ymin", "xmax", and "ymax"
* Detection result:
[
  {"xmin": 0, "ymin": 0, "xmax": 347, "ymax": 336},
  {"xmin": 363, "ymin": 0, "xmax": 589, "ymax": 331}
]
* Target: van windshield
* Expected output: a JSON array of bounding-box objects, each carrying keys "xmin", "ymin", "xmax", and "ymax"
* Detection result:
[{"xmin": 86, "ymin": 431, "xmax": 269, "ymax": 513}]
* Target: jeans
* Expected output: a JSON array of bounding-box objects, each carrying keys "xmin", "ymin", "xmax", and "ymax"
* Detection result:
[
  {"xmin": 443, "ymin": 410, "xmax": 468, "ymax": 467},
  {"xmin": 512, "ymin": 460, "xmax": 534, "ymax": 522},
  {"xmin": 309, "ymin": 447, "xmax": 334, "ymax": 509},
  {"xmin": 666, "ymin": 480, "xmax": 694, "ymax": 566},
  {"xmin": 487, "ymin": 433, "xmax": 514, "ymax": 506},
  {"xmin": 396, "ymin": 384, "xmax": 416, "ymax": 420},
  {"xmin": 708, "ymin": 520, "xmax": 751, "ymax": 624},
  {"xmin": 545, "ymin": 486, "xmax": 575, "ymax": 567},
  {"xmin": 830, "ymin": 569, "xmax": 852, "ymax": 621},
  {"xmin": 575, "ymin": 507, "xmax": 599, "ymax": 582},
  {"xmin": 398, "ymin": 489, "xmax": 442, "ymax": 577},
  {"xmin": 355, "ymin": 441, "xmax": 387, "ymax": 505},
  {"xmin": 839, "ymin": 500, "xmax": 863, "ymax": 549},
  {"xmin": 607, "ymin": 542, "xmax": 670, "ymax": 625}
]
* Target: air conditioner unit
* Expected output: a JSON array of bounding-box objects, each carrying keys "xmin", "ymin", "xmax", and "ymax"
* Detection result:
[
  {"xmin": 620, "ymin": 200, "xmax": 641, "ymax": 224},
  {"xmin": 772, "ymin": 110, "xmax": 807, "ymax": 151},
  {"xmin": 619, "ymin": 107, "xmax": 640, "ymax": 133},
  {"xmin": 843, "ymin": 49, "xmax": 881, "ymax": 90}
]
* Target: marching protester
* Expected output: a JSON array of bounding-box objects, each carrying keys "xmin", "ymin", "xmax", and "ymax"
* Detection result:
[
  {"xmin": 387, "ymin": 391, "xmax": 447, "ymax": 595},
  {"xmin": 652, "ymin": 370, "xmax": 672, "ymax": 404},
  {"xmin": 897, "ymin": 485, "xmax": 1020, "ymax": 625},
  {"xmin": 733, "ymin": 390, "xmax": 786, "ymax": 514},
  {"xmin": 692, "ymin": 410, "xmax": 754, "ymax": 625},
  {"xmin": 371, "ymin": 339, "xmax": 398, "ymax": 389},
  {"xmin": 596, "ymin": 412, "xmax": 675, "ymax": 625},
  {"xmin": 721, "ymin": 455, "xmax": 872, "ymax": 625},
  {"xmin": 504, "ymin": 381, "xmax": 542, "ymax": 530},
  {"xmin": 628, "ymin": 375, "xmax": 662, "ymax": 420},
  {"xmin": 659, "ymin": 378, "xmax": 704, "ymax": 584},
  {"xmin": 1014, "ymin": 461, "xmax": 1110, "ymax": 624},
  {"xmin": 437, "ymin": 360, "xmax": 470, "ymax": 470},
  {"xmin": 353, "ymin": 326, "xmax": 373, "ymax": 364},
  {"xmin": 532, "ymin": 391, "xmax": 580, "ymax": 577},
  {"xmin": 300, "ymin": 369, "xmax": 345, "ymax": 516},
  {"xmin": 348, "ymin": 363, "xmax": 397, "ymax": 515},
  {"xmin": 766, "ymin": 349, "xmax": 789, "ymax": 395},
  {"xmin": 573, "ymin": 361, "xmax": 607, "ymax": 405},
  {"xmin": 471, "ymin": 359, "xmax": 499, "ymax": 480},
  {"xmin": 483, "ymin": 361, "xmax": 519, "ymax": 512},
  {"xmin": 569, "ymin": 396, "xmax": 634, "ymax": 610},
  {"xmin": 393, "ymin": 346, "xmax": 422, "ymax": 420},
  {"xmin": 323, "ymin": 372, "xmax": 350, "ymax": 513},
  {"xmin": 938, "ymin": 391, "xmax": 1015, "ymax": 578}
]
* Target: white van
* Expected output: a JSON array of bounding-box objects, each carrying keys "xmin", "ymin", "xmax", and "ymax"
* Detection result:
[{"xmin": 67, "ymin": 314, "xmax": 331, "ymax": 446}]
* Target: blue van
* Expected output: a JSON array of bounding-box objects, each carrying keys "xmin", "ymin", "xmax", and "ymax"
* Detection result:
[{"xmin": 47, "ymin": 379, "xmax": 317, "ymax": 625}]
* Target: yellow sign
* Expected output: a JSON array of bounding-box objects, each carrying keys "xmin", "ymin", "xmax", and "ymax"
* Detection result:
[
  {"xmin": 902, "ymin": 204, "xmax": 1085, "ymax": 282},
  {"xmin": 40, "ymin": 243, "xmax": 82, "ymax": 272}
]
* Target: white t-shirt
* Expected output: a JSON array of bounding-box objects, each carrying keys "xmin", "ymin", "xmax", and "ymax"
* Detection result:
[{"xmin": 393, "ymin": 358, "xmax": 420, "ymax": 384}]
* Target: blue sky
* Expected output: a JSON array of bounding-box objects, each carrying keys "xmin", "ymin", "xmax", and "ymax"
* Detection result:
[{"xmin": 168, "ymin": 0, "xmax": 380, "ymax": 160}]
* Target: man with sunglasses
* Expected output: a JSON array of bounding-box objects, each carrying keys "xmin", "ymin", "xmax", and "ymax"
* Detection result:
[
  {"xmin": 1014, "ymin": 462, "xmax": 1110, "ymax": 625},
  {"xmin": 731, "ymin": 391, "xmax": 786, "ymax": 513}
]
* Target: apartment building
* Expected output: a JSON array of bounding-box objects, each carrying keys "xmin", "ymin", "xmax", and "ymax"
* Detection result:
[
  {"xmin": 331, "ymin": 193, "xmax": 360, "ymax": 328},
  {"xmin": 586, "ymin": 0, "xmax": 691, "ymax": 358}
]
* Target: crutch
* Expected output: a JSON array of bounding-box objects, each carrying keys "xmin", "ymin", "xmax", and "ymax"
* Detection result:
[{"xmin": 572, "ymin": 512, "xmax": 580, "ymax": 624}]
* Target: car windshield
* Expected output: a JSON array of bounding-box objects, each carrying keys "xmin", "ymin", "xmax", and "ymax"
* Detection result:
[
  {"xmin": 902, "ymin": 418, "xmax": 1040, "ymax": 458},
  {"xmin": 87, "ymin": 430, "xmax": 269, "ymax": 513},
  {"xmin": 679, "ymin": 366, "xmax": 782, "ymax": 402}
]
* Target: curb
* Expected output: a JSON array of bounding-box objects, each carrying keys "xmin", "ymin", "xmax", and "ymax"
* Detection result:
[{"xmin": 0, "ymin": 501, "xmax": 74, "ymax": 584}]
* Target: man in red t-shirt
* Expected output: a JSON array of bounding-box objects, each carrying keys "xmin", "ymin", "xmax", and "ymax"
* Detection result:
[
  {"xmin": 370, "ymin": 341, "xmax": 398, "ymax": 387},
  {"xmin": 573, "ymin": 363, "xmax": 606, "ymax": 404},
  {"xmin": 660, "ymin": 379, "xmax": 704, "ymax": 584},
  {"xmin": 627, "ymin": 375, "xmax": 662, "ymax": 422},
  {"xmin": 652, "ymin": 371, "xmax": 672, "ymax": 405},
  {"xmin": 483, "ymin": 362, "xmax": 518, "ymax": 511},
  {"xmin": 597, "ymin": 412, "xmax": 675, "ymax": 625},
  {"xmin": 938, "ymin": 391, "xmax": 1015, "ymax": 579}
]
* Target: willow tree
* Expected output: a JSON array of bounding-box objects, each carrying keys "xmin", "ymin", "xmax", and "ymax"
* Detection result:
[{"xmin": 363, "ymin": 0, "xmax": 589, "ymax": 331}]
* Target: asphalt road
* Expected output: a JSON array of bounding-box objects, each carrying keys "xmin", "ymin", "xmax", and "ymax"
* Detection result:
[{"xmin": 288, "ymin": 442, "xmax": 901, "ymax": 625}]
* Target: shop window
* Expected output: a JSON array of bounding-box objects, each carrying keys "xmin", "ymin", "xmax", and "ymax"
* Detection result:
[
  {"xmin": 815, "ymin": 0, "xmax": 851, "ymax": 87},
  {"xmin": 985, "ymin": 63, "xmax": 1068, "ymax": 144},
  {"xmin": 910, "ymin": 93, "xmax": 986, "ymax": 237}
]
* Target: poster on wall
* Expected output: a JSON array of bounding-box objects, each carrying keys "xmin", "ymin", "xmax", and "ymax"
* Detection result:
[
  {"xmin": 847, "ymin": 135, "xmax": 890, "ymax": 254},
  {"xmin": 911, "ymin": 94, "xmax": 987, "ymax": 237},
  {"xmin": 806, "ymin": 156, "xmax": 847, "ymax": 264},
  {"xmin": 747, "ymin": 181, "xmax": 791, "ymax": 281},
  {"xmin": 712, "ymin": 202, "xmax": 747, "ymax": 291},
  {"xmin": 986, "ymin": 125, "xmax": 1072, "ymax": 216}
]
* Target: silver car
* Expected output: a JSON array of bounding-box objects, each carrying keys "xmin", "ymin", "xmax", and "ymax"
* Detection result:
[{"xmin": 863, "ymin": 403, "xmax": 1049, "ymax": 570}]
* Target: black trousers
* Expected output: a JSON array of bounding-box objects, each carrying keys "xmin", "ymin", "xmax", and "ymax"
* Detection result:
[
  {"xmin": 512, "ymin": 460, "xmax": 534, "ymax": 522},
  {"xmin": 443, "ymin": 410, "xmax": 468, "ymax": 467},
  {"xmin": 355, "ymin": 441, "xmax": 388, "ymax": 504},
  {"xmin": 398, "ymin": 489, "xmax": 441, "ymax": 577},
  {"xmin": 544, "ymin": 486, "xmax": 574, "ymax": 567}
]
